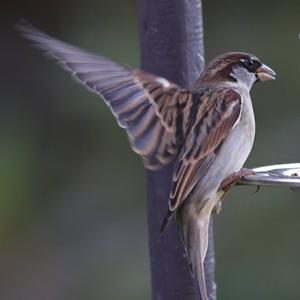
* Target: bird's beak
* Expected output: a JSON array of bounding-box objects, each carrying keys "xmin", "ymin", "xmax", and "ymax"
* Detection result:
[{"xmin": 256, "ymin": 64, "xmax": 276, "ymax": 81}]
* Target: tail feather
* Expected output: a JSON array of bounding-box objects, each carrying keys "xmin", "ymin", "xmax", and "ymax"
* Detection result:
[{"xmin": 181, "ymin": 216, "xmax": 210, "ymax": 300}]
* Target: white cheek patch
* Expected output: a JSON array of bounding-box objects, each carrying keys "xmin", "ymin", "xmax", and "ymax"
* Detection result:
[
  {"xmin": 231, "ymin": 66, "xmax": 256, "ymax": 91},
  {"xmin": 155, "ymin": 77, "xmax": 171, "ymax": 88}
]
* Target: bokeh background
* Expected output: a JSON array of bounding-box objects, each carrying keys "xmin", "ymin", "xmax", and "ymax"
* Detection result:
[{"xmin": 1, "ymin": 1, "xmax": 300, "ymax": 299}]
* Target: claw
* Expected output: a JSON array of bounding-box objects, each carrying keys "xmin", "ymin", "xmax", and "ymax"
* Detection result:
[
  {"xmin": 220, "ymin": 168, "xmax": 256, "ymax": 192},
  {"xmin": 212, "ymin": 201, "xmax": 222, "ymax": 214},
  {"xmin": 254, "ymin": 186, "xmax": 261, "ymax": 193}
]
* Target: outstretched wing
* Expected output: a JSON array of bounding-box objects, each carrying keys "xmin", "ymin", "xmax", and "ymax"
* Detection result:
[
  {"xmin": 169, "ymin": 88, "xmax": 242, "ymax": 211},
  {"xmin": 16, "ymin": 20, "xmax": 193, "ymax": 170}
]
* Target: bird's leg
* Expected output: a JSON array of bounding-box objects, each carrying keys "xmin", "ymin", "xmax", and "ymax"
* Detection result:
[
  {"xmin": 211, "ymin": 190, "xmax": 226, "ymax": 214},
  {"xmin": 212, "ymin": 168, "xmax": 256, "ymax": 214},
  {"xmin": 220, "ymin": 168, "xmax": 256, "ymax": 192}
]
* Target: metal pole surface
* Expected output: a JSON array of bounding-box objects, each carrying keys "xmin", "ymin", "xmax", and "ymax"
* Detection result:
[{"xmin": 138, "ymin": 1, "xmax": 216, "ymax": 299}]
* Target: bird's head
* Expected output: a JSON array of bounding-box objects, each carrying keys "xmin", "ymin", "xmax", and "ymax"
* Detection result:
[{"xmin": 197, "ymin": 52, "xmax": 276, "ymax": 91}]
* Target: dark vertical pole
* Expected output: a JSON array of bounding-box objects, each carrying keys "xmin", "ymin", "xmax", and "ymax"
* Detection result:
[{"xmin": 138, "ymin": 1, "xmax": 216, "ymax": 300}]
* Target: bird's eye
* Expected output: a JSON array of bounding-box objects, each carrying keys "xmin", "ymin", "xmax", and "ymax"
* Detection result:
[
  {"xmin": 243, "ymin": 59, "xmax": 259, "ymax": 71},
  {"xmin": 245, "ymin": 60, "xmax": 254, "ymax": 67}
]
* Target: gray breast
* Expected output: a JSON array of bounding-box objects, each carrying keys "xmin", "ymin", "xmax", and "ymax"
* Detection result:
[{"xmin": 190, "ymin": 90, "xmax": 255, "ymax": 207}]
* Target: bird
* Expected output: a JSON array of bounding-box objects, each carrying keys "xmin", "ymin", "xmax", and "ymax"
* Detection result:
[{"xmin": 16, "ymin": 20, "xmax": 276, "ymax": 300}]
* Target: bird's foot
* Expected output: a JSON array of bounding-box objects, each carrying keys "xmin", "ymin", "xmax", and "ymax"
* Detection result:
[
  {"xmin": 212, "ymin": 200, "xmax": 222, "ymax": 214},
  {"xmin": 220, "ymin": 168, "xmax": 256, "ymax": 192}
]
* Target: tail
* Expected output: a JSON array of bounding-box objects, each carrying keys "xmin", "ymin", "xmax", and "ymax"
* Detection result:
[{"xmin": 180, "ymin": 214, "xmax": 210, "ymax": 300}]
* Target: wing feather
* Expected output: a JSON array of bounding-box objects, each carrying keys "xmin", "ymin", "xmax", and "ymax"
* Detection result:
[
  {"xmin": 16, "ymin": 20, "xmax": 192, "ymax": 169},
  {"xmin": 169, "ymin": 89, "xmax": 242, "ymax": 210}
]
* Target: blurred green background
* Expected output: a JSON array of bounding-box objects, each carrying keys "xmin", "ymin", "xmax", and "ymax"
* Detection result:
[{"xmin": 1, "ymin": 0, "xmax": 300, "ymax": 299}]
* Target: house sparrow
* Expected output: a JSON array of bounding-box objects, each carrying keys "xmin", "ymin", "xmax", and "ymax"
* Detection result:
[{"xmin": 16, "ymin": 21, "xmax": 276, "ymax": 300}]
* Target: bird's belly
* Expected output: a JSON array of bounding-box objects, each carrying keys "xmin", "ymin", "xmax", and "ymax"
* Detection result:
[{"xmin": 190, "ymin": 97, "xmax": 255, "ymax": 213}]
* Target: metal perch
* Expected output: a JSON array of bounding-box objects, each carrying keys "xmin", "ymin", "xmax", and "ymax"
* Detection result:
[{"xmin": 239, "ymin": 163, "xmax": 300, "ymax": 192}]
